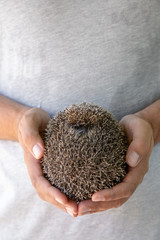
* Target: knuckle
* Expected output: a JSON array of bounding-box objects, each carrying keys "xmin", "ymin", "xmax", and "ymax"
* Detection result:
[
  {"xmin": 103, "ymin": 195, "xmax": 111, "ymax": 201},
  {"xmin": 19, "ymin": 111, "xmax": 30, "ymax": 129},
  {"xmin": 114, "ymin": 201, "xmax": 122, "ymax": 208},
  {"xmin": 23, "ymin": 132, "xmax": 32, "ymax": 146},
  {"xmin": 106, "ymin": 189, "xmax": 116, "ymax": 201},
  {"xmin": 18, "ymin": 118, "xmax": 23, "ymax": 132},
  {"xmin": 37, "ymin": 191, "xmax": 45, "ymax": 201},
  {"xmin": 47, "ymin": 187, "xmax": 55, "ymax": 200},
  {"xmin": 126, "ymin": 185, "xmax": 135, "ymax": 198},
  {"xmin": 126, "ymin": 189, "xmax": 133, "ymax": 198},
  {"xmin": 31, "ymin": 177, "xmax": 39, "ymax": 190},
  {"xmin": 31, "ymin": 178, "xmax": 46, "ymax": 201},
  {"xmin": 144, "ymin": 163, "xmax": 149, "ymax": 174},
  {"xmin": 31, "ymin": 178, "xmax": 46, "ymax": 202},
  {"xmin": 110, "ymin": 190, "xmax": 116, "ymax": 200},
  {"xmin": 137, "ymin": 141, "xmax": 148, "ymax": 154},
  {"xmin": 139, "ymin": 175, "xmax": 145, "ymax": 185},
  {"xmin": 37, "ymin": 191, "xmax": 44, "ymax": 200}
]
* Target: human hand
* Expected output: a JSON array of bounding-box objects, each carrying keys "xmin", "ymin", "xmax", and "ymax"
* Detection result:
[
  {"xmin": 18, "ymin": 108, "xmax": 78, "ymax": 217},
  {"xmin": 78, "ymin": 114, "xmax": 154, "ymax": 216}
]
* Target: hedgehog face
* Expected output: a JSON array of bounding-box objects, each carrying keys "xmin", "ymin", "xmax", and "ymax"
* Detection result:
[{"xmin": 41, "ymin": 103, "xmax": 128, "ymax": 203}]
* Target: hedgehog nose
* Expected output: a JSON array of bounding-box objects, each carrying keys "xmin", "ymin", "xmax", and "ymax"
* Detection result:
[{"xmin": 74, "ymin": 125, "xmax": 87, "ymax": 134}]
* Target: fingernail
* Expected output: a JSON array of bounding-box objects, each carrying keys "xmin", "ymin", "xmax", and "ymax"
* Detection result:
[
  {"xmin": 66, "ymin": 207, "xmax": 77, "ymax": 214},
  {"xmin": 55, "ymin": 198, "xmax": 64, "ymax": 205},
  {"xmin": 32, "ymin": 143, "xmax": 43, "ymax": 159},
  {"xmin": 92, "ymin": 196, "xmax": 105, "ymax": 202},
  {"xmin": 66, "ymin": 208, "xmax": 77, "ymax": 217},
  {"xmin": 128, "ymin": 151, "xmax": 140, "ymax": 167},
  {"xmin": 67, "ymin": 210, "xmax": 74, "ymax": 217}
]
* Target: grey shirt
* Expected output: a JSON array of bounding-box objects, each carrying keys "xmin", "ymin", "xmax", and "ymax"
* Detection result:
[{"xmin": 0, "ymin": 1, "xmax": 160, "ymax": 239}]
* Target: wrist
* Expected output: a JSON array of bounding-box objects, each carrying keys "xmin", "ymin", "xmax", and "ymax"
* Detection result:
[
  {"xmin": 135, "ymin": 100, "xmax": 160, "ymax": 145},
  {"xmin": 0, "ymin": 94, "xmax": 31, "ymax": 141}
]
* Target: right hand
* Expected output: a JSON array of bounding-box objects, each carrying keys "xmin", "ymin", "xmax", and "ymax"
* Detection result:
[{"xmin": 18, "ymin": 108, "xmax": 78, "ymax": 217}]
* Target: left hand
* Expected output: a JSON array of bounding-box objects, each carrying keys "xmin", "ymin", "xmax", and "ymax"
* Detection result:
[
  {"xmin": 18, "ymin": 108, "xmax": 78, "ymax": 217},
  {"xmin": 78, "ymin": 114, "xmax": 154, "ymax": 216}
]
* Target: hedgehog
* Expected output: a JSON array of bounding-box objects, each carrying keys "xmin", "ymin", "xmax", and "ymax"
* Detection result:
[{"xmin": 41, "ymin": 102, "xmax": 128, "ymax": 203}]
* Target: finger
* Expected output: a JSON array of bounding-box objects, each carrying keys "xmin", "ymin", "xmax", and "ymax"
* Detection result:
[
  {"xmin": 24, "ymin": 151, "xmax": 67, "ymax": 202},
  {"xmin": 24, "ymin": 151, "xmax": 78, "ymax": 216},
  {"xmin": 78, "ymin": 198, "xmax": 128, "ymax": 216},
  {"xmin": 35, "ymin": 175, "xmax": 78, "ymax": 217},
  {"xmin": 65, "ymin": 200, "xmax": 78, "ymax": 218},
  {"xmin": 92, "ymin": 181, "xmax": 134, "ymax": 202},
  {"xmin": 91, "ymin": 162, "xmax": 147, "ymax": 202}
]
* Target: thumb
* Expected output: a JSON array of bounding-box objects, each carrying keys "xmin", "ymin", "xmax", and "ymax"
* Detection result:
[
  {"xmin": 126, "ymin": 131, "xmax": 150, "ymax": 168},
  {"xmin": 18, "ymin": 109, "xmax": 47, "ymax": 160},
  {"xmin": 21, "ymin": 128, "xmax": 44, "ymax": 160},
  {"xmin": 120, "ymin": 115, "xmax": 150, "ymax": 168}
]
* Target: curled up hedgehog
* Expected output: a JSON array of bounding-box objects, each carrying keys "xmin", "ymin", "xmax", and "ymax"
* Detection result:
[{"xmin": 41, "ymin": 103, "xmax": 128, "ymax": 203}]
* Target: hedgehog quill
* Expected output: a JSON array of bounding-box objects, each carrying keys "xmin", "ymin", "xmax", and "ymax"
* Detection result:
[{"xmin": 41, "ymin": 103, "xmax": 128, "ymax": 203}]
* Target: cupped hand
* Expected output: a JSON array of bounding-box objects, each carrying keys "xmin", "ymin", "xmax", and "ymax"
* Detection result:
[
  {"xmin": 78, "ymin": 114, "xmax": 154, "ymax": 216},
  {"xmin": 18, "ymin": 108, "xmax": 78, "ymax": 217}
]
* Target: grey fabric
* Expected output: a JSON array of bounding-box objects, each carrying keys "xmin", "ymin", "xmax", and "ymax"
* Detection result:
[{"xmin": 0, "ymin": 1, "xmax": 160, "ymax": 239}]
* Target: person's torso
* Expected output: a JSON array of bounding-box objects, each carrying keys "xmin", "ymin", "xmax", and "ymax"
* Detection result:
[{"xmin": 0, "ymin": 0, "xmax": 160, "ymax": 119}]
